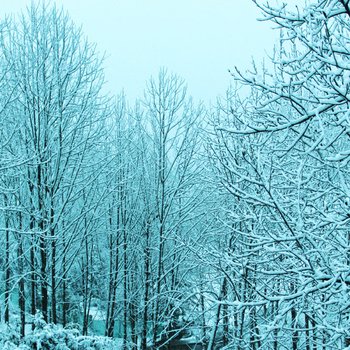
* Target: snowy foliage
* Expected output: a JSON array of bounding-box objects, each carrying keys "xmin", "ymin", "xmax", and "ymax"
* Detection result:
[{"xmin": 0, "ymin": 320, "xmax": 117, "ymax": 350}]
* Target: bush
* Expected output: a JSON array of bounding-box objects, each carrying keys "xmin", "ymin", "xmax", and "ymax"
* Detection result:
[
  {"xmin": 0, "ymin": 324, "xmax": 21, "ymax": 349},
  {"xmin": 0, "ymin": 314, "xmax": 118, "ymax": 349}
]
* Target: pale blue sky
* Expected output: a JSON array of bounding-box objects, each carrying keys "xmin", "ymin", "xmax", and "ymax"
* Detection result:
[{"xmin": 1, "ymin": 1, "xmax": 280, "ymax": 102}]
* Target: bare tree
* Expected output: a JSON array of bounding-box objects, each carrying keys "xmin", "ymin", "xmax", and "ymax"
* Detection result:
[
  {"xmin": 140, "ymin": 69, "xmax": 203, "ymax": 347},
  {"xmin": 0, "ymin": 1, "xmax": 109, "ymax": 329},
  {"xmin": 207, "ymin": 0, "xmax": 350, "ymax": 348}
]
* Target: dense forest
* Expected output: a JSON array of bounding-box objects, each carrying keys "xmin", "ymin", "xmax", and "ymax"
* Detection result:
[{"xmin": 1, "ymin": 1, "xmax": 350, "ymax": 349}]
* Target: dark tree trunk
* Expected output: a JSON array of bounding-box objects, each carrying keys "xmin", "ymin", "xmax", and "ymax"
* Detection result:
[
  {"xmin": 51, "ymin": 238, "xmax": 57, "ymax": 323},
  {"xmin": 4, "ymin": 195, "xmax": 10, "ymax": 324},
  {"xmin": 222, "ymin": 277, "xmax": 229, "ymax": 347},
  {"xmin": 18, "ymin": 241, "xmax": 26, "ymax": 337},
  {"xmin": 153, "ymin": 138, "xmax": 166, "ymax": 348},
  {"xmin": 62, "ymin": 227, "xmax": 67, "ymax": 327},
  {"xmin": 305, "ymin": 313, "xmax": 311, "ymax": 350},
  {"xmin": 106, "ymin": 257, "xmax": 119, "ymax": 337},
  {"xmin": 105, "ymin": 207, "xmax": 119, "ymax": 338},
  {"xmin": 30, "ymin": 228, "xmax": 36, "ymax": 330},
  {"xmin": 50, "ymin": 204, "xmax": 57, "ymax": 324},
  {"xmin": 207, "ymin": 277, "xmax": 227, "ymax": 350},
  {"xmin": 129, "ymin": 293, "xmax": 137, "ymax": 350},
  {"xmin": 105, "ymin": 229, "xmax": 113, "ymax": 336},
  {"xmin": 82, "ymin": 256, "xmax": 88, "ymax": 335},
  {"xmin": 106, "ymin": 270, "xmax": 118, "ymax": 337},
  {"xmin": 233, "ymin": 306, "xmax": 239, "ymax": 350},
  {"xmin": 238, "ymin": 266, "xmax": 248, "ymax": 350},
  {"xmin": 28, "ymin": 173, "xmax": 37, "ymax": 330},
  {"xmin": 152, "ymin": 223, "xmax": 164, "ymax": 347},
  {"xmin": 40, "ymin": 232, "xmax": 48, "ymax": 322},
  {"xmin": 18, "ymin": 208, "xmax": 26, "ymax": 337},
  {"xmin": 82, "ymin": 230, "xmax": 92, "ymax": 336},
  {"xmin": 311, "ymin": 313, "xmax": 317, "ymax": 350},
  {"xmin": 123, "ymin": 225, "xmax": 128, "ymax": 349},
  {"xmin": 38, "ymin": 163, "xmax": 48, "ymax": 322},
  {"xmin": 141, "ymin": 221, "xmax": 151, "ymax": 350},
  {"xmin": 200, "ymin": 288, "xmax": 206, "ymax": 342},
  {"xmin": 273, "ymin": 301, "xmax": 278, "ymax": 350}
]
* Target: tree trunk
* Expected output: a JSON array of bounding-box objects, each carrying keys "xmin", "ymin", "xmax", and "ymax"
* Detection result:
[
  {"xmin": 311, "ymin": 313, "xmax": 317, "ymax": 350},
  {"xmin": 123, "ymin": 225, "xmax": 128, "ymax": 349},
  {"xmin": 273, "ymin": 301, "xmax": 278, "ymax": 350},
  {"xmin": 4, "ymin": 194, "xmax": 10, "ymax": 324},
  {"xmin": 129, "ymin": 287, "xmax": 138, "ymax": 350},
  {"xmin": 152, "ymin": 124, "xmax": 166, "ymax": 348},
  {"xmin": 62, "ymin": 227, "xmax": 67, "ymax": 327},
  {"xmin": 30, "ymin": 228, "xmax": 36, "ymax": 330},
  {"xmin": 105, "ymin": 207, "xmax": 119, "ymax": 338},
  {"xmin": 207, "ymin": 276, "xmax": 227, "ymax": 350},
  {"xmin": 18, "ymin": 241, "xmax": 26, "ymax": 337},
  {"xmin": 141, "ymin": 221, "xmax": 151, "ymax": 350},
  {"xmin": 18, "ymin": 208, "xmax": 25, "ymax": 337},
  {"xmin": 82, "ymin": 231, "xmax": 91, "ymax": 336},
  {"xmin": 107, "ymin": 254, "xmax": 119, "ymax": 337},
  {"xmin": 305, "ymin": 313, "xmax": 311, "ymax": 350},
  {"xmin": 238, "ymin": 266, "xmax": 248, "ymax": 350},
  {"xmin": 40, "ymin": 232, "xmax": 48, "ymax": 322},
  {"xmin": 105, "ymin": 228, "xmax": 113, "ymax": 336},
  {"xmin": 222, "ymin": 277, "xmax": 229, "ymax": 347},
  {"xmin": 233, "ymin": 306, "xmax": 239, "ymax": 350},
  {"xmin": 200, "ymin": 287, "xmax": 206, "ymax": 343},
  {"xmin": 50, "ymin": 204, "xmax": 57, "ymax": 324},
  {"xmin": 38, "ymin": 163, "xmax": 48, "ymax": 322}
]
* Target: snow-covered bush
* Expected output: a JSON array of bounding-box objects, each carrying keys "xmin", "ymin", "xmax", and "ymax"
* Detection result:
[
  {"xmin": 10, "ymin": 314, "xmax": 118, "ymax": 349},
  {"xmin": 0, "ymin": 324, "xmax": 21, "ymax": 349},
  {"xmin": 75, "ymin": 336, "xmax": 116, "ymax": 350}
]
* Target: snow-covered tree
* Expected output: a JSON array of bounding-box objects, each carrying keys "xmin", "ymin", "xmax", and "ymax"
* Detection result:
[
  {"xmin": 0, "ymin": 1, "xmax": 110, "ymax": 331},
  {"xmin": 209, "ymin": 0, "xmax": 350, "ymax": 348}
]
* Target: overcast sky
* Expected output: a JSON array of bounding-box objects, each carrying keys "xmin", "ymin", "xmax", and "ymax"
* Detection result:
[{"xmin": 1, "ymin": 1, "xmax": 281, "ymax": 102}]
